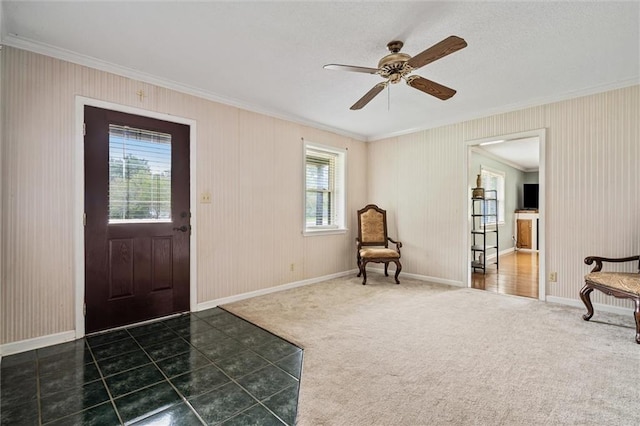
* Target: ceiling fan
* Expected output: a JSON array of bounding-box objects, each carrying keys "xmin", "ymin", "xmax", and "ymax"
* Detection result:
[{"xmin": 324, "ymin": 35, "xmax": 467, "ymax": 110}]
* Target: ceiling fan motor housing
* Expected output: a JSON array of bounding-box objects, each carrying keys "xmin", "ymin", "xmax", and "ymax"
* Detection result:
[{"xmin": 378, "ymin": 52, "xmax": 412, "ymax": 83}]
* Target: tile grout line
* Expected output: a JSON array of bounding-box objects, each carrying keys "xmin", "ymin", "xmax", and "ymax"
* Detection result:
[
  {"xmin": 4, "ymin": 310, "xmax": 299, "ymax": 426},
  {"xmin": 125, "ymin": 325, "xmax": 208, "ymax": 426},
  {"xmin": 86, "ymin": 338, "xmax": 126, "ymax": 425},
  {"xmin": 218, "ymin": 307, "xmax": 304, "ymax": 351},
  {"xmin": 35, "ymin": 352, "xmax": 43, "ymax": 426},
  {"xmin": 166, "ymin": 322, "xmax": 269, "ymax": 423},
  {"xmin": 192, "ymin": 314, "xmax": 299, "ymax": 425},
  {"xmin": 197, "ymin": 312, "xmax": 302, "ymax": 381},
  {"xmin": 39, "ymin": 341, "xmax": 125, "ymax": 425},
  {"xmin": 143, "ymin": 312, "xmax": 288, "ymax": 424}
]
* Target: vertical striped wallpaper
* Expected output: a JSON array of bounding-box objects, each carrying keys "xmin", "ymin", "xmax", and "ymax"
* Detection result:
[
  {"xmin": 1, "ymin": 45, "xmax": 637, "ymax": 345},
  {"xmin": 369, "ymin": 85, "xmax": 640, "ymax": 308},
  {"xmin": 0, "ymin": 47, "xmax": 367, "ymax": 343}
]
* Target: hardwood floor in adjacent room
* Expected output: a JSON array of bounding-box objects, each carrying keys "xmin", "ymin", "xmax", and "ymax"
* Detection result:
[{"xmin": 472, "ymin": 250, "xmax": 539, "ymax": 298}]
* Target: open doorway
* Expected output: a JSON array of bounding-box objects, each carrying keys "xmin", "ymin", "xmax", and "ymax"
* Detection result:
[{"xmin": 465, "ymin": 129, "xmax": 546, "ymax": 301}]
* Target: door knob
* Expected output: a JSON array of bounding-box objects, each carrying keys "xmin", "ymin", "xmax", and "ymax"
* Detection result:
[{"xmin": 173, "ymin": 225, "xmax": 190, "ymax": 233}]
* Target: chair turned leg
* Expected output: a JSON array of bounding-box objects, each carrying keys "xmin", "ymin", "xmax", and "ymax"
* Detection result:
[
  {"xmin": 579, "ymin": 283, "xmax": 595, "ymax": 321},
  {"xmin": 384, "ymin": 262, "xmax": 389, "ymax": 277},
  {"xmin": 634, "ymin": 298, "xmax": 640, "ymax": 344},
  {"xmin": 361, "ymin": 261, "xmax": 368, "ymax": 285},
  {"xmin": 393, "ymin": 260, "xmax": 402, "ymax": 284}
]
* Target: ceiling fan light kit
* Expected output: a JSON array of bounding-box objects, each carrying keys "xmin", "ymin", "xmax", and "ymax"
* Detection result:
[{"xmin": 323, "ymin": 35, "xmax": 467, "ymax": 110}]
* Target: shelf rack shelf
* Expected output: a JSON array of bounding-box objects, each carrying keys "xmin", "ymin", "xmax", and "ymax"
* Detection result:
[{"xmin": 471, "ymin": 189, "xmax": 499, "ymax": 274}]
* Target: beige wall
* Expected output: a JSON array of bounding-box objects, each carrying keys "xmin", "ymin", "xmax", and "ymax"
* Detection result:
[
  {"xmin": 2, "ymin": 45, "xmax": 638, "ymax": 346},
  {"xmin": 369, "ymin": 85, "xmax": 640, "ymax": 308},
  {"xmin": 0, "ymin": 47, "xmax": 368, "ymax": 344}
]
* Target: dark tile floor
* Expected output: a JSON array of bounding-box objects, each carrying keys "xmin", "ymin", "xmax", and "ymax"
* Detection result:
[{"xmin": 0, "ymin": 308, "xmax": 303, "ymax": 425}]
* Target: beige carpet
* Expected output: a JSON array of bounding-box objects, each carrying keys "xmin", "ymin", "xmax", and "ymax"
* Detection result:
[{"xmin": 223, "ymin": 275, "xmax": 640, "ymax": 425}]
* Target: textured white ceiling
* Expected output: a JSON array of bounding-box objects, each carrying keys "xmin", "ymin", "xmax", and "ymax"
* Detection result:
[{"xmin": 2, "ymin": 1, "xmax": 639, "ymax": 141}]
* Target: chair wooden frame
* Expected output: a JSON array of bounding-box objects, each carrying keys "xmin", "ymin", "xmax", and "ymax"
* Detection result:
[
  {"xmin": 355, "ymin": 204, "xmax": 402, "ymax": 285},
  {"xmin": 580, "ymin": 255, "xmax": 640, "ymax": 344}
]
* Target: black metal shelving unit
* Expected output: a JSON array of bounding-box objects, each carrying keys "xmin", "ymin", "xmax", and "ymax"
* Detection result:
[{"xmin": 471, "ymin": 189, "xmax": 499, "ymax": 273}]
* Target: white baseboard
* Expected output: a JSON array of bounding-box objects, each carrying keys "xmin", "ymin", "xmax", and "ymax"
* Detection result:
[
  {"xmin": 196, "ymin": 269, "xmax": 359, "ymax": 311},
  {"xmin": 500, "ymin": 247, "xmax": 516, "ymax": 256},
  {"xmin": 8, "ymin": 274, "xmax": 629, "ymax": 358},
  {"xmin": 0, "ymin": 271, "xmax": 358, "ymax": 357},
  {"xmin": 367, "ymin": 267, "xmax": 464, "ymax": 287},
  {"xmin": 0, "ymin": 330, "xmax": 76, "ymax": 357},
  {"xmin": 547, "ymin": 295, "xmax": 634, "ymax": 316},
  {"xmin": 485, "ymin": 246, "xmax": 516, "ymax": 260}
]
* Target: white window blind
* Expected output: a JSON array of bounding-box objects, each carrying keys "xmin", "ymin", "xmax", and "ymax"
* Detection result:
[
  {"xmin": 108, "ymin": 125, "xmax": 172, "ymax": 223},
  {"xmin": 304, "ymin": 142, "xmax": 346, "ymax": 232}
]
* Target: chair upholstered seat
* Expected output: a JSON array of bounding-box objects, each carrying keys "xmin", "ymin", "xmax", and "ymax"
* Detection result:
[
  {"xmin": 585, "ymin": 272, "xmax": 640, "ymax": 295},
  {"xmin": 355, "ymin": 204, "xmax": 402, "ymax": 285},
  {"xmin": 359, "ymin": 248, "xmax": 400, "ymax": 259}
]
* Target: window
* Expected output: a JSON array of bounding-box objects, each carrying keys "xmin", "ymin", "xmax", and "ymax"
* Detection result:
[
  {"xmin": 480, "ymin": 167, "xmax": 505, "ymax": 225},
  {"xmin": 304, "ymin": 141, "xmax": 346, "ymax": 234},
  {"xmin": 108, "ymin": 125, "xmax": 172, "ymax": 223}
]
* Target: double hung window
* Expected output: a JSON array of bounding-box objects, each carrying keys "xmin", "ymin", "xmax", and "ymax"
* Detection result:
[
  {"xmin": 480, "ymin": 167, "xmax": 505, "ymax": 225},
  {"xmin": 304, "ymin": 142, "xmax": 346, "ymax": 234}
]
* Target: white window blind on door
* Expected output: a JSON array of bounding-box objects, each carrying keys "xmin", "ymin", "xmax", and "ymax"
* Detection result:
[{"xmin": 108, "ymin": 125, "xmax": 172, "ymax": 223}]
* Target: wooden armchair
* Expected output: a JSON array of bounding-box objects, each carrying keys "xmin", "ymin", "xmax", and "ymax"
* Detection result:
[
  {"xmin": 356, "ymin": 204, "xmax": 402, "ymax": 285},
  {"xmin": 580, "ymin": 255, "xmax": 640, "ymax": 344}
]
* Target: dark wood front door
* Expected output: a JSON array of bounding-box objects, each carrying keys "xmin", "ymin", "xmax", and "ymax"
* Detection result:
[{"xmin": 84, "ymin": 106, "xmax": 190, "ymax": 333}]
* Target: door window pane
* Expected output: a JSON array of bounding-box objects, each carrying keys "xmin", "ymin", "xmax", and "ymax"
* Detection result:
[{"xmin": 108, "ymin": 125, "xmax": 172, "ymax": 223}]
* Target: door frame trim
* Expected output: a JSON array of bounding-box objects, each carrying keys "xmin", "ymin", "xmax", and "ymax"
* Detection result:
[
  {"xmin": 464, "ymin": 128, "xmax": 546, "ymax": 301},
  {"xmin": 74, "ymin": 96, "xmax": 198, "ymax": 338}
]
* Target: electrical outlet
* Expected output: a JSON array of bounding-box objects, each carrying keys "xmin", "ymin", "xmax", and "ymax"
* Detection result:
[
  {"xmin": 289, "ymin": 263, "xmax": 295, "ymax": 272},
  {"xmin": 549, "ymin": 272, "xmax": 557, "ymax": 282},
  {"xmin": 200, "ymin": 192, "xmax": 212, "ymax": 204}
]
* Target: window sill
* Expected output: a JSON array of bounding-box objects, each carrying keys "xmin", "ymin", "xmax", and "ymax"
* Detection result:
[{"xmin": 303, "ymin": 228, "xmax": 348, "ymax": 237}]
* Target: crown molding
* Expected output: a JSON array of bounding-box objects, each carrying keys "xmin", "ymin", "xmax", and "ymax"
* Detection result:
[
  {"xmin": 3, "ymin": 34, "xmax": 637, "ymax": 144},
  {"xmin": 2, "ymin": 34, "xmax": 367, "ymax": 141},
  {"xmin": 367, "ymin": 78, "xmax": 640, "ymax": 142}
]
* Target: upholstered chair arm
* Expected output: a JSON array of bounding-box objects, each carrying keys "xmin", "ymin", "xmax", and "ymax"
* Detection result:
[
  {"xmin": 584, "ymin": 255, "xmax": 640, "ymax": 272},
  {"xmin": 388, "ymin": 237, "xmax": 402, "ymax": 253}
]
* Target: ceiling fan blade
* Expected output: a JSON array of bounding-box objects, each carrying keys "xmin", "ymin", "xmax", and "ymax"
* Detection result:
[
  {"xmin": 350, "ymin": 83, "xmax": 387, "ymax": 110},
  {"xmin": 324, "ymin": 64, "xmax": 379, "ymax": 74},
  {"xmin": 406, "ymin": 76, "xmax": 456, "ymax": 100},
  {"xmin": 406, "ymin": 35, "xmax": 467, "ymax": 70}
]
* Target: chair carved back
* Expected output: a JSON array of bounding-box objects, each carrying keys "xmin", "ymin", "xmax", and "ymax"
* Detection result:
[{"xmin": 358, "ymin": 204, "xmax": 389, "ymax": 247}]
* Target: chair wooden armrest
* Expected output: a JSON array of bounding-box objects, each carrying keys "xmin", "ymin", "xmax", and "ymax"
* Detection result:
[
  {"xmin": 584, "ymin": 255, "xmax": 640, "ymax": 272},
  {"xmin": 388, "ymin": 237, "xmax": 402, "ymax": 254},
  {"xmin": 580, "ymin": 254, "xmax": 640, "ymax": 344}
]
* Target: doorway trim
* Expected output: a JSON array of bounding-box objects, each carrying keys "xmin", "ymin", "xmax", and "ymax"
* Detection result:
[
  {"xmin": 464, "ymin": 128, "xmax": 546, "ymax": 301},
  {"xmin": 74, "ymin": 96, "xmax": 198, "ymax": 338}
]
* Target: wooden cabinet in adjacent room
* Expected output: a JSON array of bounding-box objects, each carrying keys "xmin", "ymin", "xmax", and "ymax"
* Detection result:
[
  {"xmin": 517, "ymin": 219, "xmax": 532, "ymax": 249},
  {"xmin": 514, "ymin": 211, "xmax": 539, "ymax": 251}
]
